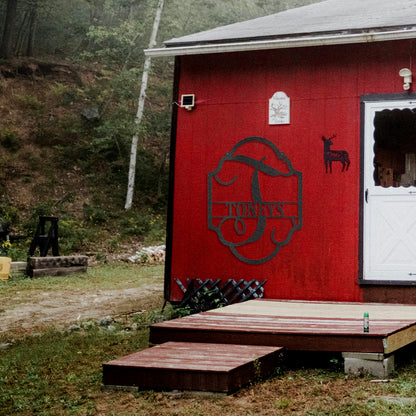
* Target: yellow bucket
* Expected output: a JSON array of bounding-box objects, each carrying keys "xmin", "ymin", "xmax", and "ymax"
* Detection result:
[{"xmin": 0, "ymin": 257, "xmax": 11, "ymax": 280}]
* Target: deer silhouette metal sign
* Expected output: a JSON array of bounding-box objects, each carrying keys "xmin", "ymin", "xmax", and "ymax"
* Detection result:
[
  {"xmin": 322, "ymin": 135, "xmax": 350, "ymax": 173},
  {"xmin": 208, "ymin": 137, "xmax": 302, "ymax": 264}
]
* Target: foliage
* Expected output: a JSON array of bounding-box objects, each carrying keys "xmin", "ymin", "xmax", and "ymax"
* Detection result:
[
  {"xmin": 57, "ymin": 217, "xmax": 91, "ymax": 253},
  {"xmin": 83, "ymin": 203, "xmax": 108, "ymax": 225},
  {"xmin": 2, "ymin": 239, "xmax": 28, "ymax": 261},
  {"xmin": 0, "ymin": 239, "xmax": 12, "ymax": 256},
  {"xmin": 13, "ymin": 93, "xmax": 44, "ymax": 112},
  {"xmin": 0, "ymin": 128, "xmax": 19, "ymax": 152},
  {"xmin": 83, "ymin": 20, "xmax": 145, "ymax": 68},
  {"xmin": 0, "ymin": 204, "xmax": 20, "ymax": 227},
  {"xmin": 119, "ymin": 209, "xmax": 166, "ymax": 240},
  {"xmin": 172, "ymin": 287, "xmax": 226, "ymax": 316},
  {"xmin": 0, "ymin": 0, "xmax": 322, "ymax": 254},
  {"xmin": 168, "ymin": 303, "xmax": 191, "ymax": 319},
  {"xmin": 0, "ymin": 0, "xmax": 320, "ymax": 60},
  {"xmin": 21, "ymin": 202, "xmax": 54, "ymax": 238}
]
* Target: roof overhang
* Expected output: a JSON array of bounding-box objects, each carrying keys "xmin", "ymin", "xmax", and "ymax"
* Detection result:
[{"xmin": 145, "ymin": 27, "xmax": 416, "ymax": 58}]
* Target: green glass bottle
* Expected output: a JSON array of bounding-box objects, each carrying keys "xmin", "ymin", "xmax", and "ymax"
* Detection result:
[{"xmin": 363, "ymin": 312, "xmax": 369, "ymax": 333}]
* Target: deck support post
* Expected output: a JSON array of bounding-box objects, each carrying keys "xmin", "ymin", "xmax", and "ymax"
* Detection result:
[{"xmin": 342, "ymin": 352, "xmax": 394, "ymax": 378}]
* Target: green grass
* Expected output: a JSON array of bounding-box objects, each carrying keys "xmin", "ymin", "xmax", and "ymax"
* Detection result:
[
  {"xmin": 2, "ymin": 264, "xmax": 416, "ymax": 415},
  {"xmin": 0, "ymin": 263, "xmax": 164, "ymax": 297},
  {"xmin": 0, "ymin": 263, "xmax": 167, "ymax": 415},
  {"xmin": 0, "ymin": 326, "xmax": 149, "ymax": 416},
  {"xmin": 2, "ymin": 328, "xmax": 416, "ymax": 416}
]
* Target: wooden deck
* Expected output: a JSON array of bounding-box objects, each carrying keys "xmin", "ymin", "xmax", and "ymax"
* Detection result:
[
  {"xmin": 150, "ymin": 300, "xmax": 416, "ymax": 355},
  {"xmin": 103, "ymin": 342, "xmax": 284, "ymax": 393},
  {"xmin": 103, "ymin": 300, "xmax": 416, "ymax": 392}
]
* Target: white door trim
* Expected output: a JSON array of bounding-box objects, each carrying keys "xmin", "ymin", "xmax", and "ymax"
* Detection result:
[{"xmin": 363, "ymin": 98, "xmax": 416, "ymax": 282}]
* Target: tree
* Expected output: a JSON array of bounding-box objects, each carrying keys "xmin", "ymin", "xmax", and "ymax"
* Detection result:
[
  {"xmin": 25, "ymin": 0, "xmax": 37, "ymax": 56},
  {"xmin": 13, "ymin": 0, "xmax": 39, "ymax": 57},
  {"xmin": 0, "ymin": 0, "xmax": 18, "ymax": 58},
  {"xmin": 125, "ymin": 0, "xmax": 164, "ymax": 210}
]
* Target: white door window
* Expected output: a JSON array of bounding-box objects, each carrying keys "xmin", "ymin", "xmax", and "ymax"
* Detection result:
[{"xmin": 363, "ymin": 99, "xmax": 416, "ymax": 282}]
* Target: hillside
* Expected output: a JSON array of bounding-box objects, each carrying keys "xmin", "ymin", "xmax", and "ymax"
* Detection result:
[
  {"xmin": 0, "ymin": 58, "xmax": 168, "ymax": 261},
  {"xmin": 0, "ymin": 60, "xmax": 90, "ymax": 213}
]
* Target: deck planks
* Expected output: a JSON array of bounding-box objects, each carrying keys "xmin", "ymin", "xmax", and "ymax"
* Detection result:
[
  {"xmin": 211, "ymin": 299, "xmax": 416, "ymax": 320},
  {"xmin": 149, "ymin": 300, "xmax": 416, "ymax": 354},
  {"xmin": 103, "ymin": 342, "xmax": 284, "ymax": 393},
  {"xmin": 104, "ymin": 300, "xmax": 416, "ymax": 392}
]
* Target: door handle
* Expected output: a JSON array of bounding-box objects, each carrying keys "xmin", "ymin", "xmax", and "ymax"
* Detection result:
[{"xmin": 365, "ymin": 189, "xmax": 368, "ymax": 203}]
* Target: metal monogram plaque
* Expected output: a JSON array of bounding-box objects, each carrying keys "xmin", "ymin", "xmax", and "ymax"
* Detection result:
[{"xmin": 208, "ymin": 137, "xmax": 302, "ymax": 264}]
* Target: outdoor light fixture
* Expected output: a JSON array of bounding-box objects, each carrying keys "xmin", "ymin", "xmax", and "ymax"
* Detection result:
[
  {"xmin": 180, "ymin": 94, "xmax": 195, "ymax": 111},
  {"xmin": 399, "ymin": 68, "xmax": 412, "ymax": 90}
]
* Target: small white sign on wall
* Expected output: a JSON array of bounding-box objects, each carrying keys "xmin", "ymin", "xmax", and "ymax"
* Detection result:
[{"xmin": 269, "ymin": 91, "xmax": 290, "ymax": 125}]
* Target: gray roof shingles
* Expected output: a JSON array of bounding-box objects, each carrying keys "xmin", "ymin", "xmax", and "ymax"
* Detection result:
[{"xmin": 165, "ymin": 0, "xmax": 416, "ymax": 47}]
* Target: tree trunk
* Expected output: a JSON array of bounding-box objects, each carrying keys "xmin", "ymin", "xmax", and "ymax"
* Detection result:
[
  {"xmin": 26, "ymin": 1, "xmax": 37, "ymax": 57},
  {"xmin": 14, "ymin": 11, "xmax": 29, "ymax": 56},
  {"xmin": 125, "ymin": 0, "xmax": 164, "ymax": 210},
  {"xmin": 0, "ymin": 0, "xmax": 18, "ymax": 59},
  {"xmin": 157, "ymin": 151, "xmax": 168, "ymax": 199}
]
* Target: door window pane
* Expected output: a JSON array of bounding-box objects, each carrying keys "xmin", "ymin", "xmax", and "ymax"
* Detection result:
[{"xmin": 373, "ymin": 108, "xmax": 416, "ymax": 187}]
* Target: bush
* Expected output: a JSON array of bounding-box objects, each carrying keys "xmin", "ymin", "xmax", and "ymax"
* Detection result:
[
  {"xmin": 0, "ymin": 128, "xmax": 20, "ymax": 152},
  {"xmin": 119, "ymin": 209, "xmax": 165, "ymax": 241},
  {"xmin": 23, "ymin": 202, "xmax": 54, "ymax": 238},
  {"xmin": 83, "ymin": 203, "xmax": 108, "ymax": 225},
  {"xmin": 58, "ymin": 218, "xmax": 90, "ymax": 254},
  {"xmin": 143, "ymin": 213, "xmax": 166, "ymax": 245},
  {"xmin": 14, "ymin": 94, "xmax": 44, "ymax": 113},
  {"xmin": 4, "ymin": 240, "xmax": 29, "ymax": 261},
  {"xmin": 0, "ymin": 205, "xmax": 20, "ymax": 227}
]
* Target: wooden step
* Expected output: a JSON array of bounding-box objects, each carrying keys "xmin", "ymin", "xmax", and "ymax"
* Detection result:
[{"xmin": 103, "ymin": 342, "xmax": 284, "ymax": 393}]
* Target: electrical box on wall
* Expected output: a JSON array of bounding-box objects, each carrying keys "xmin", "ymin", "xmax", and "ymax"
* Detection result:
[{"xmin": 180, "ymin": 94, "xmax": 195, "ymax": 111}]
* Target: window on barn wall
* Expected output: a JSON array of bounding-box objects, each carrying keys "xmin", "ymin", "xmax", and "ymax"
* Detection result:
[{"xmin": 373, "ymin": 108, "xmax": 416, "ymax": 187}]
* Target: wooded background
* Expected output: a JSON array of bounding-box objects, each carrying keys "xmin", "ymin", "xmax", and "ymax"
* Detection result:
[
  {"xmin": 0, "ymin": 0, "xmax": 318, "ymax": 258},
  {"xmin": 1, "ymin": 0, "xmax": 319, "ymax": 59}
]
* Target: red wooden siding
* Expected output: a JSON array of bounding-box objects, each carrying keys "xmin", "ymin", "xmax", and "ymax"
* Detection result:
[{"xmin": 168, "ymin": 39, "xmax": 416, "ymax": 303}]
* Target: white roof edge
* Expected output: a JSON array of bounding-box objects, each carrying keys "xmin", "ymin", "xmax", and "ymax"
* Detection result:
[{"xmin": 145, "ymin": 28, "xmax": 416, "ymax": 57}]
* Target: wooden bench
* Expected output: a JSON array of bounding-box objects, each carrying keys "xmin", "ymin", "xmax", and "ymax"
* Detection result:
[{"xmin": 27, "ymin": 255, "xmax": 88, "ymax": 278}]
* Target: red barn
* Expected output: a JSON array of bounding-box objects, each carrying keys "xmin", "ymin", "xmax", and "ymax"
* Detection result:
[{"xmin": 147, "ymin": 0, "xmax": 416, "ymax": 304}]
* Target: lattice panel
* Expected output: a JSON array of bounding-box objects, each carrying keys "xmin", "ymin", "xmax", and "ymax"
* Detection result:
[{"xmin": 175, "ymin": 278, "xmax": 266, "ymax": 313}]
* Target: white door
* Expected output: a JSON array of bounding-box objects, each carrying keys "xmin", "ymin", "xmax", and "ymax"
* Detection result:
[{"xmin": 363, "ymin": 99, "xmax": 416, "ymax": 282}]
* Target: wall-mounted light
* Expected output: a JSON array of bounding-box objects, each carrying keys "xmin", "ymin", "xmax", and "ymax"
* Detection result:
[
  {"xmin": 399, "ymin": 68, "xmax": 412, "ymax": 91},
  {"xmin": 180, "ymin": 94, "xmax": 195, "ymax": 111}
]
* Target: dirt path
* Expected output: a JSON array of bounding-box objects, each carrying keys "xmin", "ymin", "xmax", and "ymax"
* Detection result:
[{"xmin": 0, "ymin": 283, "xmax": 164, "ymax": 339}]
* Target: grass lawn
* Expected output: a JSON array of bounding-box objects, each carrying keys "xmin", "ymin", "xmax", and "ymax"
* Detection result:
[{"xmin": 1, "ymin": 264, "xmax": 416, "ymax": 415}]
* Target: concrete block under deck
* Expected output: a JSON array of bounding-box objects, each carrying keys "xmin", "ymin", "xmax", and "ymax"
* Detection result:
[{"xmin": 343, "ymin": 352, "xmax": 395, "ymax": 378}]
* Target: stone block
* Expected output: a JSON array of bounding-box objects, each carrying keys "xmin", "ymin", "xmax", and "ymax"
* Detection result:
[
  {"xmin": 10, "ymin": 261, "xmax": 27, "ymax": 272},
  {"xmin": 342, "ymin": 352, "xmax": 394, "ymax": 378}
]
